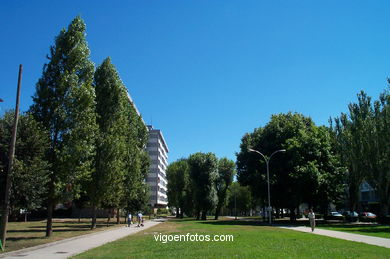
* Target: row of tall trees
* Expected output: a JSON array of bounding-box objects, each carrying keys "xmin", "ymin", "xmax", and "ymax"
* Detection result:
[
  {"xmin": 226, "ymin": 182, "xmax": 254, "ymax": 217},
  {"xmin": 0, "ymin": 16, "xmax": 150, "ymax": 237},
  {"xmin": 332, "ymin": 88, "xmax": 390, "ymax": 218},
  {"xmin": 236, "ymin": 87, "xmax": 389, "ymax": 221},
  {"xmin": 166, "ymin": 153, "xmax": 235, "ymax": 220},
  {"xmin": 236, "ymin": 112, "xmax": 346, "ymax": 220}
]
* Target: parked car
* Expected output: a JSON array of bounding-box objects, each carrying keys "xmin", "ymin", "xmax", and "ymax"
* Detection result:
[
  {"xmin": 331, "ymin": 212, "xmax": 343, "ymax": 217},
  {"xmin": 360, "ymin": 212, "xmax": 377, "ymax": 222},
  {"xmin": 326, "ymin": 211, "xmax": 344, "ymax": 220},
  {"xmin": 343, "ymin": 211, "xmax": 359, "ymax": 222}
]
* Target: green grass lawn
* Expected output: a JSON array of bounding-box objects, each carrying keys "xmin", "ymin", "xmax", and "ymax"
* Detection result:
[
  {"xmin": 0, "ymin": 218, "xmax": 125, "ymax": 253},
  {"xmin": 317, "ymin": 224, "xmax": 390, "ymax": 239},
  {"xmin": 74, "ymin": 219, "xmax": 390, "ymax": 259}
]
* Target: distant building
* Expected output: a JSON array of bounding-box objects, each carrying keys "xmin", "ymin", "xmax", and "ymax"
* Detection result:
[
  {"xmin": 359, "ymin": 181, "xmax": 380, "ymax": 212},
  {"xmin": 146, "ymin": 125, "xmax": 169, "ymax": 209}
]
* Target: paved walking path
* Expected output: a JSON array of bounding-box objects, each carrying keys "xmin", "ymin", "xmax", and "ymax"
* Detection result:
[
  {"xmin": 279, "ymin": 225, "xmax": 390, "ymax": 249},
  {"xmin": 0, "ymin": 219, "xmax": 165, "ymax": 259}
]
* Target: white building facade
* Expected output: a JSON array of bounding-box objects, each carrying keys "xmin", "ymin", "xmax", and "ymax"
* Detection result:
[{"xmin": 146, "ymin": 125, "xmax": 169, "ymax": 208}]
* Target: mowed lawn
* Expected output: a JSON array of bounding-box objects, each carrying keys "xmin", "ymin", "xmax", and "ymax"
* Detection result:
[
  {"xmin": 1, "ymin": 218, "xmax": 124, "ymax": 252},
  {"xmin": 318, "ymin": 224, "xmax": 390, "ymax": 239},
  {"xmin": 74, "ymin": 219, "xmax": 390, "ymax": 259}
]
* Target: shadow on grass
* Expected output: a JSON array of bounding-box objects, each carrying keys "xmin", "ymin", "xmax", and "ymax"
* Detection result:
[
  {"xmin": 176, "ymin": 218, "xmax": 310, "ymax": 227},
  {"xmin": 9, "ymin": 228, "xmax": 96, "ymax": 233},
  {"xmin": 7, "ymin": 229, "xmax": 45, "ymax": 233},
  {"xmin": 198, "ymin": 220, "xmax": 268, "ymax": 227},
  {"xmin": 28, "ymin": 223, "xmax": 117, "ymax": 229},
  {"xmin": 6, "ymin": 236, "xmax": 45, "ymax": 241}
]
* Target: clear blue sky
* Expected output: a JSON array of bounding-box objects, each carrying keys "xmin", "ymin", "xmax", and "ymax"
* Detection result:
[{"xmin": 1, "ymin": 0, "xmax": 389, "ymax": 163}]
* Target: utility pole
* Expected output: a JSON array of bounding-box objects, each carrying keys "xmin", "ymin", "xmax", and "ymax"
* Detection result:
[{"xmin": 0, "ymin": 64, "xmax": 22, "ymax": 250}]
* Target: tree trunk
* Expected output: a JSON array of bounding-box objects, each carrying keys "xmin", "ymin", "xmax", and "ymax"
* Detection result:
[
  {"xmin": 214, "ymin": 204, "xmax": 221, "ymax": 220},
  {"xmin": 380, "ymin": 203, "xmax": 389, "ymax": 218},
  {"xmin": 349, "ymin": 182, "xmax": 359, "ymax": 212},
  {"xmin": 116, "ymin": 208, "xmax": 120, "ymax": 224},
  {"xmin": 201, "ymin": 210, "xmax": 207, "ymax": 220},
  {"xmin": 78, "ymin": 209, "xmax": 82, "ymax": 223},
  {"xmin": 196, "ymin": 210, "xmax": 200, "ymax": 220},
  {"xmin": 176, "ymin": 207, "xmax": 180, "ymax": 218},
  {"xmin": 91, "ymin": 204, "xmax": 97, "ymax": 229},
  {"xmin": 289, "ymin": 207, "xmax": 296, "ymax": 222},
  {"xmin": 46, "ymin": 200, "xmax": 54, "ymax": 237},
  {"xmin": 106, "ymin": 210, "xmax": 111, "ymax": 227}
]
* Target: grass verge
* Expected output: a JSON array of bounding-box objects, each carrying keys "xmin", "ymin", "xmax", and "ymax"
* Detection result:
[
  {"xmin": 74, "ymin": 218, "xmax": 390, "ymax": 259},
  {"xmin": 1, "ymin": 218, "xmax": 126, "ymax": 253},
  {"xmin": 317, "ymin": 224, "xmax": 390, "ymax": 239}
]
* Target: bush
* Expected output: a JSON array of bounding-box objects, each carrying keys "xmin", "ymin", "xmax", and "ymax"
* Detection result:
[
  {"xmin": 157, "ymin": 208, "xmax": 168, "ymax": 215},
  {"xmin": 377, "ymin": 216, "xmax": 390, "ymax": 224}
]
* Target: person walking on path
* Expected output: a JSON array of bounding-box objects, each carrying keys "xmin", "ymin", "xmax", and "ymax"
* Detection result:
[
  {"xmin": 137, "ymin": 212, "xmax": 143, "ymax": 227},
  {"xmin": 308, "ymin": 209, "xmax": 315, "ymax": 232},
  {"xmin": 127, "ymin": 213, "xmax": 132, "ymax": 227}
]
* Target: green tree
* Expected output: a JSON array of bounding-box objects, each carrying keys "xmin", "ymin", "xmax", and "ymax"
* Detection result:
[
  {"xmin": 369, "ymin": 88, "xmax": 390, "ymax": 217},
  {"xmin": 285, "ymin": 125, "xmax": 346, "ymax": 215},
  {"xmin": 333, "ymin": 89, "xmax": 390, "ymax": 218},
  {"xmin": 0, "ymin": 112, "xmax": 49, "ymax": 220},
  {"xmin": 237, "ymin": 112, "xmax": 345, "ymax": 221},
  {"xmin": 214, "ymin": 158, "xmax": 235, "ymax": 219},
  {"xmin": 89, "ymin": 58, "xmax": 129, "ymax": 228},
  {"xmin": 30, "ymin": 16, "xmax": 97, "ymax": 236},
  {"xmin": 120, "ymin": 84, "xmax": 150, "ymax": 215},
  {"xmin": 227, "ymin": 182, "xmax": 252, "ymax": 217},
  {"xmin": 188, "ymin": 152, "xmax": 218, "ymax": 220},
  {"xmin": 123, "ymin": 149, "xmax": 150, "ymax": 214},
  {"xmin": 166, "ymin": 159, "xmax": 190, "ymax": 218}
]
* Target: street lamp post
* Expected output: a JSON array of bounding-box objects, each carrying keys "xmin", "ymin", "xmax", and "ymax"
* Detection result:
[{"xmin": 248, "ymin": 148, "xmax": 286, "ymax": 224}]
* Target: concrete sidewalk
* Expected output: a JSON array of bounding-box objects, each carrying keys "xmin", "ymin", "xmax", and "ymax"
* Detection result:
[
  {"xmin": 279, "ymin": 225, "xmax": 390, "ymax": 249},
  {"xmin": 0, "ymin": 219, "xmax": 165, "ymax": 259}
]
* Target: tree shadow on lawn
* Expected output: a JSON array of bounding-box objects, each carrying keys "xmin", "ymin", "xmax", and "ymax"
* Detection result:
[
  {"xmin": 6, "ymin": 236, "xmax": 46, "ymax": 242},
  {"xmin": 8, "ymin": 228, "xmax": 91, "ymax": 233},
  {"xmin": 200, "ymin": 219, "xmax": 312, "ymax": 226},
  {"xmin": 198, "ymin": 220, "xmax": 271, "ymax": 227},
  {"xmin": 27, "ymin": 223, "xmax": 117, "ymax": 229}
]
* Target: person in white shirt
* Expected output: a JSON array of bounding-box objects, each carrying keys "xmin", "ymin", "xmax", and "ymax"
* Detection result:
[
  {"xmin": 308, "ymin": 209, "xmax": 315, "ymax": 232},
  {"xmin": 137, "ymin": 212, "xmax": 143, "ymax": 227},
  {"xmin": 127, "ymin": 213, "xmax": 132, "ymax": 227}
]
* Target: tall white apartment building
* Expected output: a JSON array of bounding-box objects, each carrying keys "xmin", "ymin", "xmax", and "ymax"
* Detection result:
[{"xmin": 146, "ymin": 125, "xmax": 169, "ymax": 208}]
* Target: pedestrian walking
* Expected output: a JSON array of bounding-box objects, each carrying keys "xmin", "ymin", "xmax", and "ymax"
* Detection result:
[
  {"xmin": 137, "ymin": 212, "xmax": 143, "ymax": 227},
  {"xmin": 127, "ymin": 212, "xmax": 132, "ymax": 227},
  {"xmin": 308, "ymin": 209, "xmax": 315, "ymax": 232}
]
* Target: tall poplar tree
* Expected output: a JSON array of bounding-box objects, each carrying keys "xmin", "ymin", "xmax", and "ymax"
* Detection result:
[
  {"xmin": 188, "ymin": 152, "xmax": 218, "ymax": 220},
  {"xmin": 30, "ymin": 16, "xmax": 97, "ymax": 236},
  {"xmin": 90, "ymin": 57, "xmax": 129, "ymax": 228},
  {"xmin": 166, "ymin": 159, "xmax": 190, "ymax": 218},
  {"xmin": 122, "ymin": 98, "xmax": 150, "ymax": 214},
  {"xmin": 214, "ymin": 158, "xmax": 235, "ymax": 219},
  {"xmin": 333, "ymin": 89, "xmax": 390, "ymax": 218}
]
